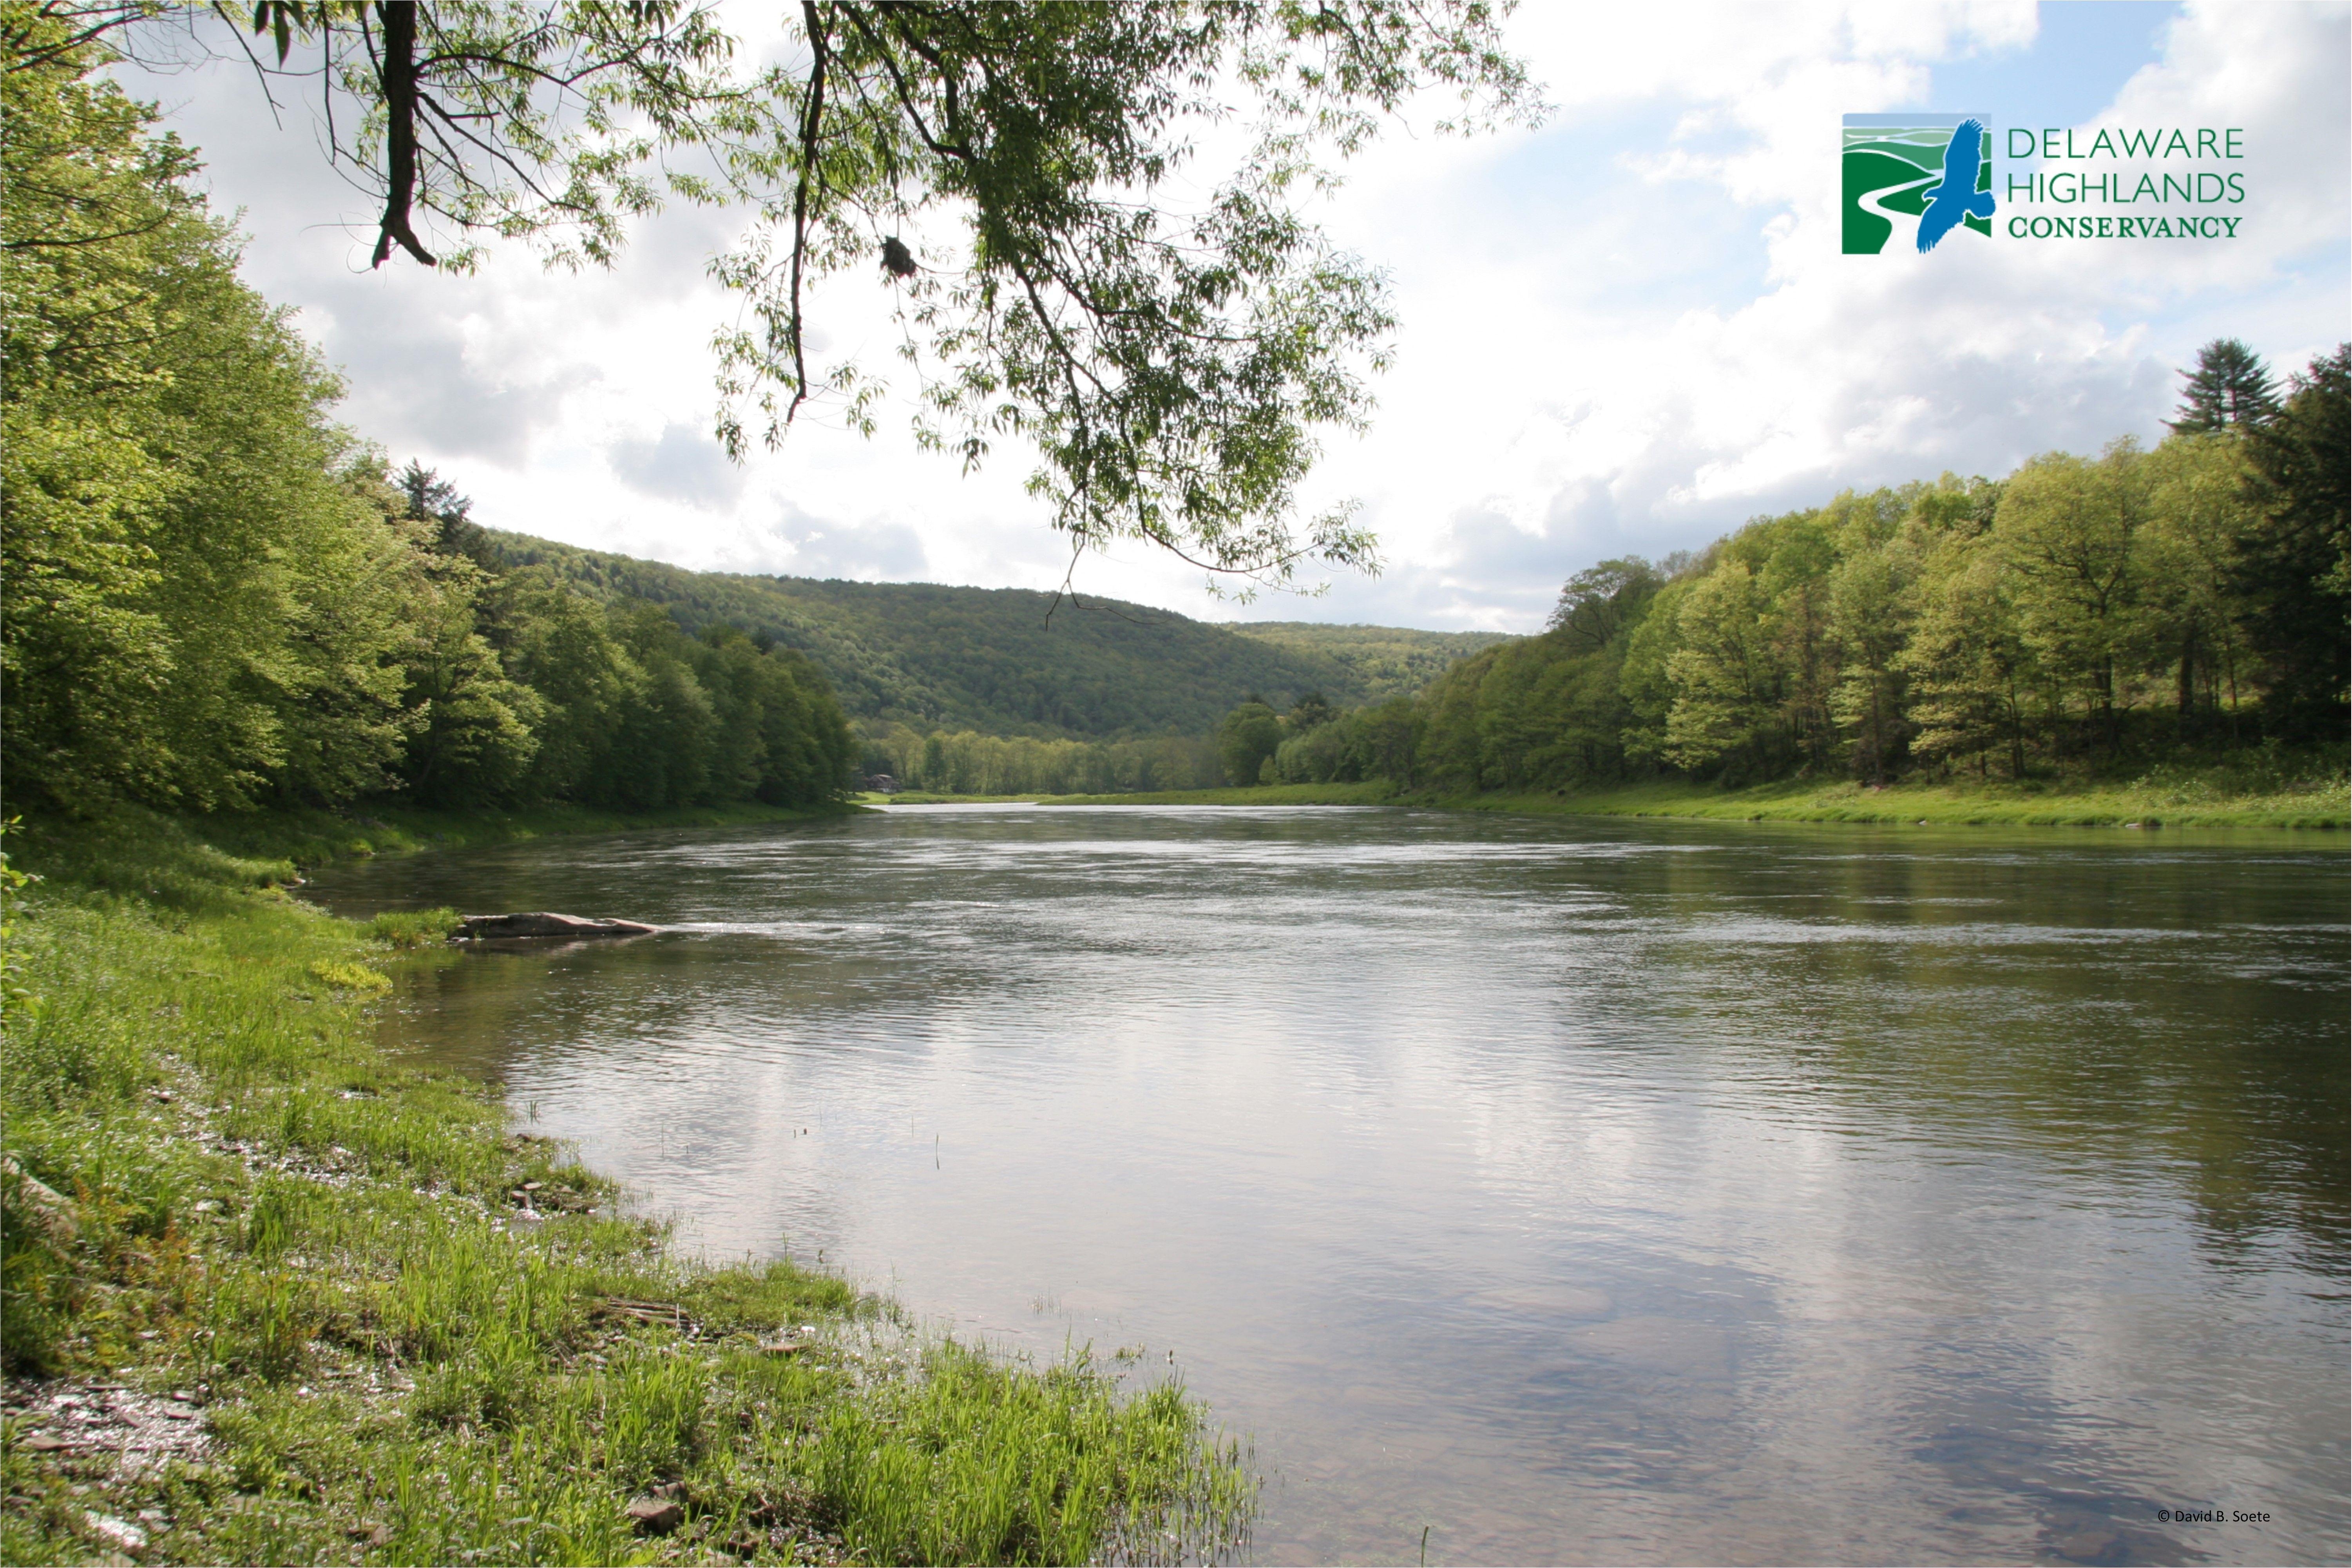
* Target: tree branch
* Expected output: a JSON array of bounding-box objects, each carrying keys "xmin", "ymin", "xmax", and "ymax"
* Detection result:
[
  {"xmin": 783, "ymin": 0, "xmax": 831, "ymax": 423},
  {"xmin": 369, "ymin": 0, "xmax": 436, "ymax": 266}
]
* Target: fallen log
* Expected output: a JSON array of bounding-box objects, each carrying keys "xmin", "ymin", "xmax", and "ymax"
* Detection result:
[{"xmin": 455, "ymin": 912, "xmax": 658, "ymax": 941}]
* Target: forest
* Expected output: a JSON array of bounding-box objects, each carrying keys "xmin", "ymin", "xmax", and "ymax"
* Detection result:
[
  {"xmin": 1222, "ymin": 341, "xmax": 2349, "ymax": 797},
  {"xmin": 1, "ymin": 36, "xmax": 854, "ymax": 821}
]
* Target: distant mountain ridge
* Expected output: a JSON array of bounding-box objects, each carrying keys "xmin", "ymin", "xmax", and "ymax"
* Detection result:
[{"xmin": 487, "ymin": 530, "xmax": 1503, "ymax": 739}]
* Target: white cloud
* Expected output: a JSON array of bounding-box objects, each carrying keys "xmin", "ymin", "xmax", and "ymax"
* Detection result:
[
  {"xmin": 611, "ymin": 424, "xmax": 745, "ymax": 509},
  {"xmin": 1282, "ymin": 0, "xmax": 2347, "ymax": 627},
  {"xmin": 116, "ymin": 1, "xmax": 2348, "ymax": 632}
]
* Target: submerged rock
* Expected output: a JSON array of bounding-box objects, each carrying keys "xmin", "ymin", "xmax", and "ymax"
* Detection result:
[{"xmin": 455, "ymin": 912, "xmax": 657, "ymax": 941}]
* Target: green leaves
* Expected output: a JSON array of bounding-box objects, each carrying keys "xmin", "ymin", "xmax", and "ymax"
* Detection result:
[
  {"xmin": 29, "ymin": 2, "xmax": 1530, "ymax": 586},
  {"xmin": 1216, "ymin": 699, "xmax": 1282, "ymax": 784},
  {"xmin": 248, "ymin": 0, "xmax": 291, "ymax": 65},
  {"xmin": 706, "ymin": 0, "xmax": 1530, "ymax": 591},
  {"xmin": 0, "ymin": 28, "xmax": 860, "ymax": 818}
]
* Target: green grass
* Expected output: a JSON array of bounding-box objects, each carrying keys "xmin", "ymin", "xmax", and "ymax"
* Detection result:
[
  {"xmin": 1043, "ymin": 782, "xmax": 1399, "ymax": 808},
  {"xmin": 361, "ymin": 908, "xmax": 465, "ymax": 951},
  {"xmin": 1443, "ymin": 769, "xmax": 2349, "ymax": 829},
  {"xmin": 0, "ymin": 811, "xmax": 1252, "ymax": 1565},
  {"xmin": 875, "ymin": 782, "xmax": 1397, "ymax": 808},
  {"xmin": 855, "ymin": 791, "xmax": 1042, "ymax": 806},
  {"xmin": 1012, "ymin": 762, "xmax": 2348, "ymax": 830}
]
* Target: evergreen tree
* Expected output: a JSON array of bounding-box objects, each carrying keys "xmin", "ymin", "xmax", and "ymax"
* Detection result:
[
  {"xmin": 399, "ymin": 461, "xmax": 500, "ymax": 572},
  {"xmin": 2232, "ymin": 346, "xmax": 2351, "ymax": 739},
  {"xmin": 1286, "ymin": 692, "xmax": 1337, "ymax": 732},
  {"xmin": 2168, "ymin": 338, "xmax": 2279, "ymax": 434},
  {"xmin": 2140, "ymin": 435, "xmax": 2258, "ymax": 741}
]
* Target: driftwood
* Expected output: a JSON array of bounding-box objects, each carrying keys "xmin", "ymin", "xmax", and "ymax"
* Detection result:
[
  {"xmin": 455, "ymin": 912, "xmax": 657, "ymax": 942},
  {"xmin": 589, "ymin": 1296, "xmax": 697, "ymax": 1330}
]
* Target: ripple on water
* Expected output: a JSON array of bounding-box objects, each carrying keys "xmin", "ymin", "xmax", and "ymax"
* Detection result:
[{"xmin": 305, "ymin": 806, "xmax": 2351, "ymax": 1566}]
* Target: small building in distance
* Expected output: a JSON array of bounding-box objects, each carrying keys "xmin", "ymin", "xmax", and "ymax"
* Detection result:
[{"xmin": 863, "ymin": 773, "xmax": 900, "ymax": 794}]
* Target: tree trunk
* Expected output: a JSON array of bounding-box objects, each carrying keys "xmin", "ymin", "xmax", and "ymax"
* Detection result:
[
  {"xmin": 2222, "ymin": 631, "xmax": 2243, "ymax": 744},
  {"xmin": 2006, "ymin": 674, "xmax": 2026, "ymax": 781},
  {"xmin": 2176, "ymin": 630, "xmax": 2196, "ymax": 742},
  {"xmin": 1868, "ymin": 679, "xmax": 1885, "ymax": 787},
  {"xmin": 2098, "ymin": 656, "xmax": 2119, "ymax": 757}
]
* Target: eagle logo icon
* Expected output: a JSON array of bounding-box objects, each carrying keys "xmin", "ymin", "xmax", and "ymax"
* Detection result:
[
  {"xmin": 1917, "ymin": 117, "xmax": 1995, "ymax": 253},
  {"xmin": 1841, "ymin": 114, "xmax": 1995, "ymax": 255}
]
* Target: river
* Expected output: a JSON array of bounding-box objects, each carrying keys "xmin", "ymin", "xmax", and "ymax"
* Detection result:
[{"xmin": 306, "ymin": 804, "xmax": 2349, "ymax": 1565}]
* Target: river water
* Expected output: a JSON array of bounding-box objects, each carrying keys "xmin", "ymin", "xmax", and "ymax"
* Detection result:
[{"xmin": 306, "ymin": 805, "xmax": 2349, "ymax": 1565}]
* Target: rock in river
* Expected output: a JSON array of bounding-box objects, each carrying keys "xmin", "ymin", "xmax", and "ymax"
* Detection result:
[{"xmin": 456, "ymin": 912, "xmax": 658, "ymax": 941}]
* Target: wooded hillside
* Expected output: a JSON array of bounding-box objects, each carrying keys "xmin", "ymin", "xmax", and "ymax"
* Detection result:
[{"xmin": 486, "ymin": 534, "xmax": 1497, "ymax": 739}]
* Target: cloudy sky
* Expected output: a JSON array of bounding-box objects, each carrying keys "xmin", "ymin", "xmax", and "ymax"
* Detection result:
[{"xmin": 123, "ymin": 1, "xmax": 2349, "ymax": 631}]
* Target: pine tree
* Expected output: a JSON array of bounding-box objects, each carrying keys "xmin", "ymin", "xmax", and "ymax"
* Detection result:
[
  {"xmin": 2168, "ymin": 339, "xmax": 2279, "ymax": 433},
  {"xmin": 2232, "ymin": 345, "xmax": 2351, "ymax": 739}
]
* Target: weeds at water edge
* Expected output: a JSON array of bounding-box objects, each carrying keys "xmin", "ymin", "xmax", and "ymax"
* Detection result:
[{"xmin": 1, "ymin": 813, "xmax": 1255, "ymax": 1564}]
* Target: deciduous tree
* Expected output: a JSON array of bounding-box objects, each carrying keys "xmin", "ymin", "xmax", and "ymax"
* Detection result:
[{"xmin": 1993, "ymin": 441, "xmax": 2152, "ymax": 756}]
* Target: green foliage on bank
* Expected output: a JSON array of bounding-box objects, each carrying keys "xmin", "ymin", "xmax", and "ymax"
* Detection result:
[
  {"xmin": 858, "ymin": 728, "xmax": 1226, "ymax": 796},
  {"xmin": 1038, "ymin": 766, "xmax": 2346, "ymax": 829},
  {"xmin": 1045, "ymin": 782, "xmax": 1399, "ymax": 809},
  {"xmin": 0, "ymin": 814, "xmax": 1255, "ymax": 1564},
  {"xmin": 1437, "ymin": 765, "xmax": 2349, "ymax": 829},
  {"xmin": 0, "ymin": 27, "xmax": 855, "ymax": 825},
  {"xmin": 1405, "ymin": 363, "xmax": 2345, "ymax": 795},
  {"xmin": 1196, "ymin": 353, "xmax": 2347, "ymax": 811}
]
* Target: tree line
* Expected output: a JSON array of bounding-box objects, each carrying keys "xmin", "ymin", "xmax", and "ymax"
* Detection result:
[
  {"xmin": 1220, "ymin": 339, "xmax": 2349, "ymax": 794},
  {"xmin": 1, "ymin": 36, "xmax": 854, "ymax": 819},
  {"xmin": 858, "ymin": 725, "xmax": 1224, "ymax": 797}
]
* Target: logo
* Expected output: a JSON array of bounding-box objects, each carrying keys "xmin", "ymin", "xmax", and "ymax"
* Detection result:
[{"xmin": 1843, "ymin": 114, "xmax": 1994, "ymax": 255}]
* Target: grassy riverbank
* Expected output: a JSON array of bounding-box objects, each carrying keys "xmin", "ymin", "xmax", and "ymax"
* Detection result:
[
  {"xmin": 0, "ymin": 809, "xmax": 1250, "ymax": 1565},
  {"xmin": 1036, "ymin": 763, "xmax": 2348, "ymax": 829},
  {"xmin": 1037, "ymin": 783, "xmax": 1398, "ymax": 809},
  {"xmin": 1433, "ymin": 770, "xmax": 2349, "ymax": 829}
]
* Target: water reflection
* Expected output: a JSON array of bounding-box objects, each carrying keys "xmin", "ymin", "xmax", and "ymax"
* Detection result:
[{"xmin": 307, "ymin": 807, "xmax": 2350, "ymax": 1565}]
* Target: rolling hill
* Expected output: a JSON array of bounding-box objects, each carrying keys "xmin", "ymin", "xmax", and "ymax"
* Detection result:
[{"xmin": 488, "ymin": 530, "xmax": 1510, "ymax": 739}]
